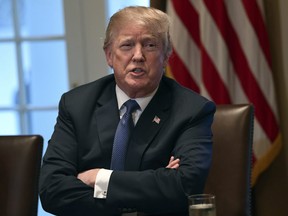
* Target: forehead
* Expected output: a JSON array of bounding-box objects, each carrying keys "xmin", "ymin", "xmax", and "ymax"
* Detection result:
[{"xmin": 114, "ymin": 23, "xmax": 159, "ymax": 41}]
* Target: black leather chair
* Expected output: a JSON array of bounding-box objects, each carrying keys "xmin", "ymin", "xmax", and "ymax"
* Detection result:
[
  {"xmin": 0, "ymin": 135, "xmax": 43, "ymax": 216},
  {"xmin": 204, "ymin": 104, "xmax": 254, "ymax": 216}
]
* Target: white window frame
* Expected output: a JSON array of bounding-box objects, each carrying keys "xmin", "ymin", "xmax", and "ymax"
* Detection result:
[{"xmin": 64, "ymin": 0, "xmax": 110, "ymax": 89}]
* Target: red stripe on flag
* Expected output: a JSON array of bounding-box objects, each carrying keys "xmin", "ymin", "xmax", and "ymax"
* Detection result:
[
  {"xmin": 242, "ymin": 0, "xmax": 272, "ymax": 68},
  {"xmin": 169, "ymin": 50, "xmax": 200, "ymax": 92},
  {"xmin": 201, "ymin": 48, "xmax": 232, "ymax": 103},
  {"xmin": 172, "ymin": 0, "xmax": 200, "ymax": 46},
  {"xmin": 171, "ymin": 0, "xmax": 231, "ymax": 102},
  {"xmin": 204, "ymin": 0, "xmax": 279, "ymax": 141}
]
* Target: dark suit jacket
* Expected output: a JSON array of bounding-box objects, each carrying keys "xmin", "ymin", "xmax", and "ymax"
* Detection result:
[{"xmin": 39, "ymin": 74, "xmax": 215, "ymax": 216}]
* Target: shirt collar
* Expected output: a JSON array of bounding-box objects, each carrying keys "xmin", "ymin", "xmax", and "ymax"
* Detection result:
[{"xmin": 115, "ymin": 85, "xmax": 158, "ymax": 111}]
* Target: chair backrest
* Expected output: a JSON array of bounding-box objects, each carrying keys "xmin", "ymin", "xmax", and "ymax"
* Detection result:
[
  {"xmin": 204, "ymin": 104, "xmax": 254, "ymax": 216},
  {"xmin": 0, "ymin": 135, "xmax": 43, "ymax": 216}
]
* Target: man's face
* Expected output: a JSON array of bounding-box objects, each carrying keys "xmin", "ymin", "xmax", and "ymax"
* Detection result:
[{"xmin": 105, "ymin": 24, "xmax": 168, "ymax": 98}]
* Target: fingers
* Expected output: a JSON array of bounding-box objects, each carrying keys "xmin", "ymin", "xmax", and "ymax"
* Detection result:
[
  {"xmin": 77, "ymin": 169, "xmax": 99, "ymax": 187},
  {"xmin": 166, "ymin": 156, "xmax": 180, "ymax": 169}
]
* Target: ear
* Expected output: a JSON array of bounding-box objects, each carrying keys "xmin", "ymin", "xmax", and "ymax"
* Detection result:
[
  {"xmin": 163, "ymin": 55, "xmax": 169, "ymax": 68},
  {"xmin": 104, "ymin": 47, "xmax": 113, "ymax": 68}
]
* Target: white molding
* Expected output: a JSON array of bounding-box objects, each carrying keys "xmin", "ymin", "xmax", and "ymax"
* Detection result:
[{"xmin": 63, "ymin": 0, "xmax": 109, "ymax": 89}]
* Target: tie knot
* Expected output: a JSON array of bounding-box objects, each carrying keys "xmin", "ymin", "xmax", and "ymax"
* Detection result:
[{"xmin": 124, "ymin": 99, "xmax": 139, "ymax": 114}]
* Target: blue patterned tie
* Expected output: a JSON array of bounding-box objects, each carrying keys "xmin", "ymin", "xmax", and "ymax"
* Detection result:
[{"xmin": 110, "ymin": 99, "xmax": 140, "ymax": 170}]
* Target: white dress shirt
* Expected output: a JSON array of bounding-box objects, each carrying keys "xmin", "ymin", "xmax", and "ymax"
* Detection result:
[{"xmin": 94, "ymin": 85, "xmax": 157, "ymax": 198}]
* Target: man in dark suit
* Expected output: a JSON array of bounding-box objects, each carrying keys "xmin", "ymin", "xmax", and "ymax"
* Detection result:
[{"xmin": 39, "ymin": 6, "xmax": 215, "ymax": 216}]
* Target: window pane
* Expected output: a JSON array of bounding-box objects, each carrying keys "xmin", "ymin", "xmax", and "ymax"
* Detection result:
[
  {"xmin": 0, "ymin": 0, "xmax": 14, "ymax": 38},
  {"xmin": 0, "ymin": 111, "xmax": 20, "ymax": 135},
  {"xmin": 29, "ymin": 110, "xmax": 57, "ymax": 150},
  {"xmin": 18, "ymin": 0, "xmax": 64, "ymax": 37},
  {"xmin": 0, "ymin": 42, "xmax": 18, "ymax": 106},
  {"xmin": 22, "ymin": 40, "xmax": 68, "ymax": 106}
]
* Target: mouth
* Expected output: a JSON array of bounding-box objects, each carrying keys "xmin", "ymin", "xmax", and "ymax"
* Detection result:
[
  {"xmin": 131, "ymin": 68, "xmax": 145, "ymax": 73},
  {"xmin": 129, "ymin": 67, "xmax": 146, "ymax": 77}
]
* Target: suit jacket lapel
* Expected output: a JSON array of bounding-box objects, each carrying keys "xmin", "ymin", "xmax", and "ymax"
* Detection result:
[
  {"xmin": 125, "ymin": 79, "xmax": 172, "ymax": 170},
  {"xmin": 94, "ymin": 82, "xmax": 119, "ymax": 165}
]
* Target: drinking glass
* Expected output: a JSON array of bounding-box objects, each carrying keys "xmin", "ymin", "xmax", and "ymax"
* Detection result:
[{"xmin": 188, "ymin": 194, "xmax": 216, "ymax": 216}]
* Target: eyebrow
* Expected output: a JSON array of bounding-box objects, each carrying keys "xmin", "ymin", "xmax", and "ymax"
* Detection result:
[{"xmin": 119, "ymin": 34, "xmax": 158, "ymax": 42}]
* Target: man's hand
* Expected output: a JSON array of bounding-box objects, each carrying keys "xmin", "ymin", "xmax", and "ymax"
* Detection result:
[
  {"xmin": 78, "ymin": 156, "xmax": 179, "ymax": 187},
  {"xmin": 166, "ymin": 156, "xmax": 180, "ymax": 169},
  {"xmin": 77, "ymin": 168, "xmax": 100, "ymax": 187}
]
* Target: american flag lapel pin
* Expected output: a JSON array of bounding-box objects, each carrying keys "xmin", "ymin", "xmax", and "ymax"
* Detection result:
[{"xmin": 152, "ymin": 115, "xmax": 161, "ymax": 124}]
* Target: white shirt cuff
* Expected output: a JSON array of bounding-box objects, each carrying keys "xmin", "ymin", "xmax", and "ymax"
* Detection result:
[{"xmin": 93, "ymin": 168, "xmax": 113, "ymax": 199}]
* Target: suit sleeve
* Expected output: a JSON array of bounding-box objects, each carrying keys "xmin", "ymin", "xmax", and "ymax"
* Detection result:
[
  {"xmin": 39, "ymin": 94, "xmax": 119, "ymax": 216},
  {"xmin": 106, "ymin": 100, "xmax": 216, "ymax": 215}
]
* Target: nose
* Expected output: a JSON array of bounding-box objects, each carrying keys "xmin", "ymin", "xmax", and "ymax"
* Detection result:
[{"xmin": 132, "ymin": 44, "xmax": 145, "ymax": 62}]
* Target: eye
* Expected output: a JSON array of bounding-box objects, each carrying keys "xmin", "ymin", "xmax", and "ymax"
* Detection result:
[
  {"xmin": 120, "ymin": 42, "xmax": 133, "ymax": 50},
  {"xmin": 143, "ymin": 41, "xmax": 157, "ymax": 50},
  {"xmin": 148, "ymin": 43, "xmax": 156, "ymax": 47},
  {"xmin": 122, "ymin": 43, "xmax": 131, "ymax": 47}
]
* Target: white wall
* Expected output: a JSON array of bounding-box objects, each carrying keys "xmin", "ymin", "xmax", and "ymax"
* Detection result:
[{"xmin": 64, "ymin": 0, "xmax": 109, "ymax": 89}]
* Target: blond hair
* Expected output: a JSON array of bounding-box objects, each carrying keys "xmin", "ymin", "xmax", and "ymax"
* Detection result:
[{"xmin": 103, "ymin": 6, "xmax": 172, "ymax": 59}]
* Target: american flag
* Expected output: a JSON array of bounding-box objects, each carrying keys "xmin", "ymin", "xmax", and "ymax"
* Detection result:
[
  {"xmin": 153, "ymin": 116, "xmax": 161, "ymax": 124},
  {"xmin": 166, "ymin": 0, "xmax": 282, "ymax": 185}
]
